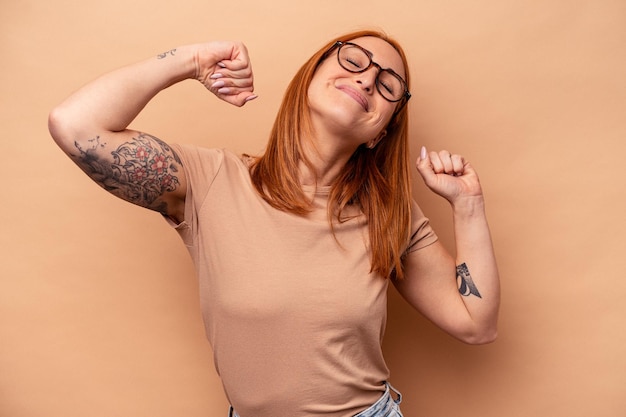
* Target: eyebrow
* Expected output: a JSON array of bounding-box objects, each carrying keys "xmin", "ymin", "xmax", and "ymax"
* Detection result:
[
  {"xmin": 355, "ymin": 42, "xmax": 404, "ymax": 78},
  {"xmin": 354, "ymin": 41, "xmax": 406, "ymax": 77}
]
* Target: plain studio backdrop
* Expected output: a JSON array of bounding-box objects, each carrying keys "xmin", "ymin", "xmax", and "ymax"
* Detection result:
[{"xmin": 1, "ymin": 1, "xmax": 624, "ymax": 416}]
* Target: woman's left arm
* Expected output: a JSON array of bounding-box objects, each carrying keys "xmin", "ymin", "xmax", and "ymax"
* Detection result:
[{"xmin": 393, "ymin": 147, "xmax": 500, "ymax": 344}]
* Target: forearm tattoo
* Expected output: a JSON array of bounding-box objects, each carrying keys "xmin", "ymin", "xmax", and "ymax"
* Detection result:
[
  {"xmin": 157, "ymin": 49, "xmax": 176, "ymax": 59},
  {"xmin": 456, "ymin": 263, "xmax": 482, "ymax": 298},
  {"xmin": 72, "ymin": 133, "xmax": 181, "ymax": 214}
]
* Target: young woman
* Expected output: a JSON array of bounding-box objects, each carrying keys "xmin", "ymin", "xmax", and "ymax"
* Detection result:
[{"xmin": 49, "ymin": 30, "xmax": 500, "ymax": 417}]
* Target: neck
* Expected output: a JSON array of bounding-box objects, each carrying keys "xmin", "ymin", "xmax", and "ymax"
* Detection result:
[
  {"xmin": 298, "ymin": 112, "xmax": 365, "ymax": 186},
  {"xmin": 298, "ymin": 132, "xmax": 360, "ymax": 187}
]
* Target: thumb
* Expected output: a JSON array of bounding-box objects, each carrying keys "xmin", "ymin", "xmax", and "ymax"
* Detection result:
[{"xmin": 416, "ymin": 146, "xmax": 437, "ymax": 186}]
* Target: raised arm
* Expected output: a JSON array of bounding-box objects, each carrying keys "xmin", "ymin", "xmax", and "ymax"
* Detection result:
[
  {"xmin": 394, "ymin": 146, "xmax": 500, "ymax": 344},
  {"xmin": 48, "ymin": 41, "xmax": 256, "ymax": 223}
]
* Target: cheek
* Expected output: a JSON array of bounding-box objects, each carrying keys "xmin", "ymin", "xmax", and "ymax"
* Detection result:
[
  {"xmin": 306, "ymin": 80, "xmax": 325, "ymax": 114},
  {"xmin": 374, "ymin": 103, "xmax": 395, "ymax": 127},
  {"xmin": 307, "ymin": 69, "xmax": 332, "ymax": 105}
]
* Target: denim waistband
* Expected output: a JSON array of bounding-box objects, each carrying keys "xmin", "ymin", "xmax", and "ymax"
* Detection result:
[
  {"xmin": 353, "ymin": 381, "xmax": 403, "ymax": 417},
  {"xmin": 227, "ymin": 381, "xmax": 403, "ymax": 417}
]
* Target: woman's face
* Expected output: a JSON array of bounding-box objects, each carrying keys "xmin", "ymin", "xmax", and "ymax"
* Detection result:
[{"xmin": 307, "ymin": 36, "xmax": 406, "ymax": 149}]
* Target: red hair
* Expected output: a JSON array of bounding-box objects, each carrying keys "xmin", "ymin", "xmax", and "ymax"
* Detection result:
[{"xmin": 249, "ymin": 29, "xmax": 412, "ymax": 279}]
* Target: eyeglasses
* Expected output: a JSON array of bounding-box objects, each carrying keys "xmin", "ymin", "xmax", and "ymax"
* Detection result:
[{"xmin": 324, "ymin": 41, "xmax": 411, "ymax": 106}]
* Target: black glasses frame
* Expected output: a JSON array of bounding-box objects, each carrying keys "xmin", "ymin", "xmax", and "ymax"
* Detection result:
[{"xmin": 322, "ymin": 41, "xmax": 411, "ymax": 109}]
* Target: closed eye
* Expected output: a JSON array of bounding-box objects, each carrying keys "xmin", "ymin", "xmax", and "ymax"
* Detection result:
[
  {"xmin": 346, "ymin": 58, "xmax": 362, "ymax": 69},
  {"xmin": 379, "ymin": 80, "xmax": 394, "ymax": 94}
]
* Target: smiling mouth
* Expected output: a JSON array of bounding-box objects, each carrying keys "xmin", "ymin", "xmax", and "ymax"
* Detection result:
[{"xmin": 337, "ymin": 86, "xmax": 369, "ymax": 111}]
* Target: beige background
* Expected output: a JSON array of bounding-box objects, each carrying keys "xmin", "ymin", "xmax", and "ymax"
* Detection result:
[{"xmin": 1, "ymin": 0, "xmax": 625, "ymax": 416}]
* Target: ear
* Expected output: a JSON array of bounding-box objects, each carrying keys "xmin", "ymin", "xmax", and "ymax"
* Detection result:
[{"xmin": 366, "ymin": 130, "xmax": 387, "ymax": 149}]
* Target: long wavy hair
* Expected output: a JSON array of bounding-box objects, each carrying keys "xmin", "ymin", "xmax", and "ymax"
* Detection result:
[{"xmin": 249, "ymin": 29, "xmax": 412, "ymax": 279}]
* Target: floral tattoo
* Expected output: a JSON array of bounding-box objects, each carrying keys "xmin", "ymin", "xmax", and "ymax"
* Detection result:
[
  {"xmin": 73, "ymin": 133, "xmax": 181, "ymax": 214},
  {"xmin": 456, "ymin": 263, "xmax": 482, "ymax": 298}
]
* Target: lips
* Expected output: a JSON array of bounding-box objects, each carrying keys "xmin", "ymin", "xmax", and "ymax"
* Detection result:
[{"xmin": 337, "ymin": 85, "xmax": 369, "ymax": 111}]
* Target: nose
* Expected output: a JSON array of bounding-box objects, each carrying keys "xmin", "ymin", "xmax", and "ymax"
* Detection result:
[{"xmin": 355, "ymin": 67, "xmax": 378, "ymax": 94}]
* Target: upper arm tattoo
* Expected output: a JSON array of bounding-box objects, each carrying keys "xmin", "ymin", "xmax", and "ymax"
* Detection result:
[
  {"xmin": 72, "ymin": 133, "xmax": 182, "ymax": 214},
  {"xmin": 456, "ymin": 263, "xmax": 482, "ymax": 298}
]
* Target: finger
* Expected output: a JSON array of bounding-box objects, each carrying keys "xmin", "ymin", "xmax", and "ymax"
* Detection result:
[
  {"xmin": 451, "ymin": 154, "xmax": 465, "ymax": 176},
  {"xmin": 217, "ymin": 50, "xmax": 252, "ymax": 72},
  {"xmin": 211, "ymin": 65, "xmax": 253, "ymax": 80},
  {"xmin": 215, "ymin": 85, "xmax": 255, "ymax": 96},
  {"xmin": 211, "ymin": 77, "xmax": 254, "ymax": 90},
  {"xmin": 416, "ymin": 146, "xmax": 437, "ymax": 186},
  {"xmin": 208, "ymin": 74, "xmax": 254, "ymax": 96},
  {"xmin": 210, "ymin": 78, "xmax": 254, "ymax": 94},
  {"xmin": 233, "ymin": 92, "xmax": 258, "ymax": 107},
  {"xmin": 208, "ymin": 68, "xmax": 254, "ymax": 94},
  {"xmin": 219, "ymin": 92, "xmax": 258, "ymax": 107},
  {"xmin": 438, "ymin": 150, "xmax": 454, "ymax": 174},
  {"xmin": 429, "ymin": 151, "xmax": 445, "ymax": 173}
]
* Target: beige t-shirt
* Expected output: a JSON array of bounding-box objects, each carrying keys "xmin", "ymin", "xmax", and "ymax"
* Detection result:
[{"xmin": 169, "ymin": 145, "xmax": 437, "ymax": 417}]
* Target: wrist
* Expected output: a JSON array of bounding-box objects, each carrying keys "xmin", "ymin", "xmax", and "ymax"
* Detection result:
[
  {"xmin": 151, "ymin": 44, "xmax": 198, "ymax": 85},
  {"xmin": 451, "ymin": 195, "xmax": 486, "ymax": 218}
]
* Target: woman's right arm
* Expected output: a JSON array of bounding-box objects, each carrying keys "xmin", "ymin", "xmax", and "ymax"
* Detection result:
[{"xmin": 48, "ymin": 41, "xmax": 256, "ymax": 223}]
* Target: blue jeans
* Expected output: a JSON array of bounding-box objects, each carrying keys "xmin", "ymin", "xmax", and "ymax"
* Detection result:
[{"xmin": 228, "ymin": 381, "xmax": 403, "ymax": 417}]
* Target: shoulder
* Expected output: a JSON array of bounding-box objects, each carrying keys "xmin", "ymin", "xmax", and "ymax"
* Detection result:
[
  {"xmin": 173, "ymin": 144, "xmax": 255, "ymax": 185},
  {"xmin": 405, "ymin": 199, "xmax": 438, "ymax": 255},
  {"xmin": 171, "ymin": 143, "xmax": 225, "ymax": 163},
  {"xmin": 174, "ymin": 144, "xmax": 251, "ymax": 167},
  {"xmin": 171, "ymin": 145, "xmax": 226, "ymax": 175}
]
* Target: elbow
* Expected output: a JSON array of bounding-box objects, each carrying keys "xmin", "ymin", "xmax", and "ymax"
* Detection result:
[
  {"xmin": 465, "ymin": 330, "xmax": 498, "ymax": 345},
  {"xmin": 48, "ymin": 104, "xmax": 82, "ymax": 152},
  {"xmin": 457, "ymin": 325, "xmax": 498, "ymax": 345},
  {"xmin": 48, "ymin": 106, "xmax": 70, "ymax": 147}
]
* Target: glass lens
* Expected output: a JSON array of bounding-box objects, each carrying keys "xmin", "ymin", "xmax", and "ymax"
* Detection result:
[
  {"xmin": 338, "ymin": 44, "xmax": 371, "ymax": 72},
  {"xmin": 338, "ymin": 43, "xmax": 406, "ymax": 102},
  {"xmin": 377, "ymin": 70, "xmax": 404, "ymax": 102}
]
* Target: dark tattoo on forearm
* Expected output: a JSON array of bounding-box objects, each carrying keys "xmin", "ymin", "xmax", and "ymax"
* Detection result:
[
  {"xmin": 157, "ymin": 49, "xmax": 177, "ymax": 59},
  {"xmin": 456, "ymin": 263, "xmax": 482, "ymax": 298},
  {"xmin": 72, "ymin": 133, "xmax": 181, "ymax": 214}
]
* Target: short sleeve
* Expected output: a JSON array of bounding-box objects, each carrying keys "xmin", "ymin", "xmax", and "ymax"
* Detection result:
[
  {"xmin": 403, "ymin": 199, "xmax": 438, "ymax": 255},
  {"xmin": 164, "ymin": 144, "xmax": 225, "ymax": 249}
]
